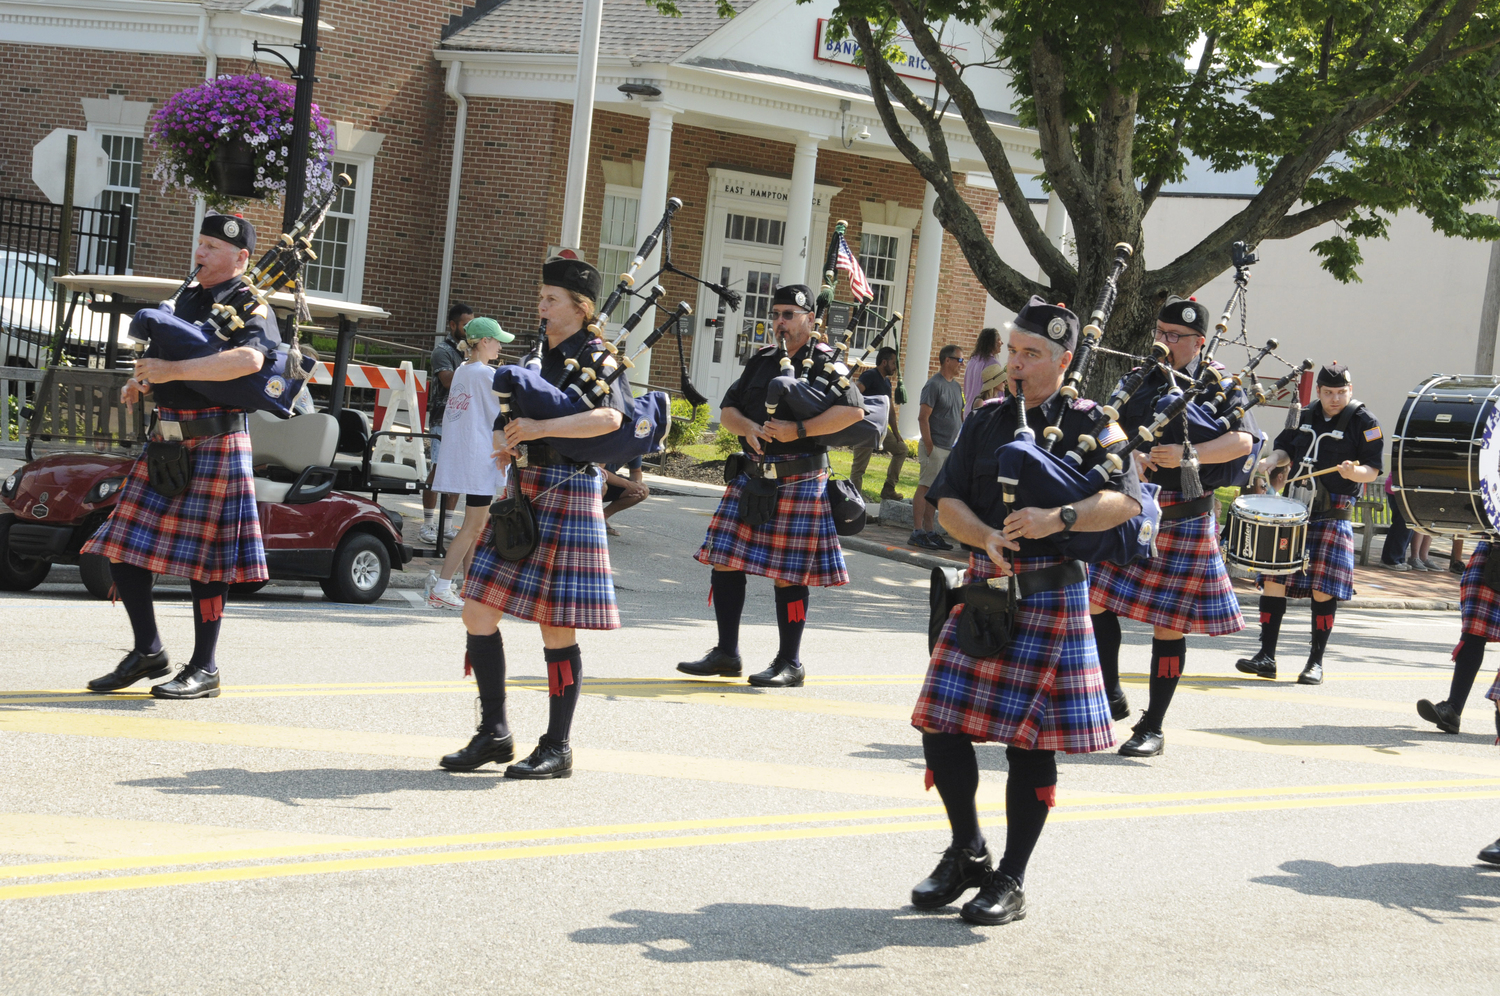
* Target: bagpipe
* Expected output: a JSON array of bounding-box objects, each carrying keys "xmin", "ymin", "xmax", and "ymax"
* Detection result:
[
  {"xmin": 761, "ymin": 220, "xmax": 891, "ymax": 449},
  {"xmin": 128, "ymin": 173, "xmax": 352, "ymax": 417},
  {"xmin": 988, "ymin": 244, "xmax": 1162, "ymax": 566}
]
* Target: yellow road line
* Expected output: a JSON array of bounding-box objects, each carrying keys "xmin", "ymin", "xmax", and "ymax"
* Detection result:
[{"xmin": 3, "ymin": 787, "xmax": 1498, "ymax": 903}]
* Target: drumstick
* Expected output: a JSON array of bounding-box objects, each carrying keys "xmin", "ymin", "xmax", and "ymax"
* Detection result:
[{"xmin": 1284, "ymin": 465, "xmax": 1346, "ymax": 485}]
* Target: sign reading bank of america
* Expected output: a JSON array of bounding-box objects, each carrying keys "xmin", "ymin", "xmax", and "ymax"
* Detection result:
[{"xmin": 813, "ymin": 18, "xmax": 959, "ymax": 82}]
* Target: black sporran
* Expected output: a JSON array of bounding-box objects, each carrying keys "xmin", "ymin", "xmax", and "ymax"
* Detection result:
[
  {"xmin": 145, "ymin": 440, "xmax": 193, "ymax": 498},
  {"xmin": 723, "ymin": 451, "xmax": 749, "ymax": 485},
  {"xmin": 737, "ymin": 477, "xmax": 779, "ymax": 527},
  {"xmin": 489, "ymin": 485, "xmax": 538, "ymax": 562},
  {"xmin": 956, "ymin": 579, "xmax": 1017, "ymax": 658},
  {"xmin": 928, "ymin": 565, "xmax": 966, "ymax": 653}
]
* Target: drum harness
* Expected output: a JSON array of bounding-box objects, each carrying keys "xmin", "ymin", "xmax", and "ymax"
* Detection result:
[{"xmin": 1289, "ymin": 401, "xmax": 1363, "ymax": 521}]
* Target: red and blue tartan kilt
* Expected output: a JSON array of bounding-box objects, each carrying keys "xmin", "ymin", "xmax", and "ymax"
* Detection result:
[
  {"xmin": 463, "ymin": 463, "xmax": 620, "ymax": 630},
  {"xmin": 81, "ymin": 406, "xmax": 266, "ymax": 585},
  {"xmin": 1459, "ymin": 542, "xmax": 1500, "ymax": 643},
  {"xmin": 1089, "ymin": 490, "xmax": 1244, "ymax": 635},
  {"xmin": 694, "ymin": 454, "xmax": 848, "ymax": 587},
  {"xmin": 1258, "ymin": 495, "xmax": 1356, "ymax": 601},
  {"xmin": 912, "ymin": 553, "xmax": 1116, "ymax": 754}
]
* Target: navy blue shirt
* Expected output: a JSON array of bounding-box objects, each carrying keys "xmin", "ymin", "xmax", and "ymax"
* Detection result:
[
  {"xmin": 928, "ymin": 392, "xmax": 1142, "ymax": 559},
  {"xmin": 155, "ymin": 277, "xmax": 279, "ymax": 410},
  {"xmin": 1110, "ymin": 359, "xmax": 1254, "ymax": 491},
  {"xmin": 721, "ymin": 341, "xmax": 862, "ymax": 455},
  {"xmin": 1273, "ymin": 401, "xmax": 1384, "ymax": 497},
  {"xmin": 857, "ymin": 368, "xmax": 891, "ymax": 399}
]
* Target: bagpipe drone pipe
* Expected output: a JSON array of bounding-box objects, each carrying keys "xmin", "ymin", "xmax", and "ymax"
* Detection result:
[
  {"xmin": 761, "ymin": 220, "xmax": 892, "ymax": 449},
  {"xmin": 126, "ymin": 173, "xmax": 352, "ymax": 417},
  {"xmin": 985, "ymin": 244, "xmax": 1163, "ymax": 566}
]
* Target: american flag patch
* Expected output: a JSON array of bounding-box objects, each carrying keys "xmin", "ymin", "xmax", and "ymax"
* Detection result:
[
  {"xmin": 1364, "ymin": 426, "xmax": 1382, "ymax": 442},
  {"xmin": 1097, "ymin": 422, "xmax": 1127, "ymax": 447}
]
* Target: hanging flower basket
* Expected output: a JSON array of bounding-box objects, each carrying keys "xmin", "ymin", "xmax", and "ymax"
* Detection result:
[{"xmin": 149, "ymin": 73, "xmax": 336, "ymax": 210}]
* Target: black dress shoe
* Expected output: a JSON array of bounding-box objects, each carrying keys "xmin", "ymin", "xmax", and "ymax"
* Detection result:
[
  {"xmin": 911, "ymin": 846, "xmax": 993, "ymax": 909},
  {"xmin": 150, "ymin": 664, "xmax": 220, "ymax": 699},
  {"xmin": 1107, "ymin": 687, "xmax": 1131, "ymax": 722},
  {"xmin": 677, "ymin": 646, "xmax": 743, "ymax": 678},
  {"xmin": 1416, "ymin": 698, "xmax": 1461, "ymax": 734},
  {"xmin": 1118, "ymin": 720, "xmax": 1164, "ymax": 758},
  {"xmin": 1479, "ymin": 838, "xmax": 1500, "ymax": 865},
  {"xmin": 1235, "ymin": 650, "xmax": 1277, "ymax": 679},
  {"xmin": 505, "ymin": 737, "xmax": 573, "ymax": 780},
  {"xmin": 748, "ymin": 656, "xmax": 805, "ymax": 688},
  {"xmin": 960, "ymin": 871, "xmax": 1027, "ymax": 926},
  {"xmin": 1297, "ymin": 661, "xmax": 1324, "ymax": 685},
  {"xmin": 440, "ymin": 730, "xmax": 515, "ymax": 771},
  {"xmin": 87, "ymin": 649, "xmax": 171, "ymax": 692}
]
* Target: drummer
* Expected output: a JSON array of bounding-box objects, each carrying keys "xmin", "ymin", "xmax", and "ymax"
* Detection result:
[{"xmin": 1236, "ymin": 362, "xmax": 1383, "ymax": 685}]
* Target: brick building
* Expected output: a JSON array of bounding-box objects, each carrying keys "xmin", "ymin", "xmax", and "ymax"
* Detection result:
[{"xmin": 0, "ymin": 0, "xmax": 1044, "ymax": 433}]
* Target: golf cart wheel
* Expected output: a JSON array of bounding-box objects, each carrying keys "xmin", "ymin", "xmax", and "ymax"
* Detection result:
[
  {"xmin": 78, "ymin": 553, "xmax": 116, "ymax": 599},
  {"xmin": 320, "ymin": 532, "xmax": 390, "ymax": 604},
  {"xmin": 230, "ymin": 580, "xmax": 269, "ymax": 596},
  {"xmin": 0, "ymin": 514, "xmax": 49, "ymax": 591}
]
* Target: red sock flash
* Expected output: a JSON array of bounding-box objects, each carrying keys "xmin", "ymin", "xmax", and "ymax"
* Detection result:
[
  {"xmin": 547, "ymin": 659, "xmax": 575, "ymax": 697},
  {"xmin": 1156, "ymin": 655, "xmax": 1181, "ymax": 679},
  {"xmin": 785, "ymin": 599, "xmax": 806, "ymax": 623},
  {"xmin": 198, "ymin": 596, "xmax": 223, "ymax": 623},
  {"xmin": 1034, "ymin": 785, "xmax": 1057, "ymax": 808}
]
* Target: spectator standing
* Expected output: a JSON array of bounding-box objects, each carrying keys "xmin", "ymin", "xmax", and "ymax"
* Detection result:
[
  {"xmin": 849, "ymin": 346, "xmax": 907, "ymax": 499},
  {"xmin": 962, "ymin": 327, "xmax": 1002, "ymax": 418},
  {"xmin": 911, "ymin": 344, "xmax": 965, "ymax": 550},
  {"xmin": 426, "ymin": 318, "xmax": 515, "ymax": 608},
  {"xmin": 422, "ymin": 302, "xmax": 471, "ymax": 545},
  {"xmin": 1381, "ymin": 473, "xmax": 1412, "ymax": 571}
]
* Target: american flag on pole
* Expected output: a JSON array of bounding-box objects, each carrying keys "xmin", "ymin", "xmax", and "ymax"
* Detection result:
[{"xmin": 835, "ymin": 234, "xmax": 874, "ymax": 301}]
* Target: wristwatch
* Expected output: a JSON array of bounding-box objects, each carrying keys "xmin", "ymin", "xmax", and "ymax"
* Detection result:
[
  {"xmin": 1059, "ymin": 504, "xmax": 1077, "ymax": 533},
  {"xmin": 796, "ymin": 420, "xmax": 807, "ymax": 440}
]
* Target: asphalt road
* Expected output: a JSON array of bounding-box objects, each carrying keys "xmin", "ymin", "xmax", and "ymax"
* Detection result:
[{"xmin": 1, "ymin": 489, "xmax": 1498, "ymax": 995}]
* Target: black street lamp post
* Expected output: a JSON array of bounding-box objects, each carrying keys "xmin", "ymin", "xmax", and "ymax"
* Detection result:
[{"xmin": 281, "ymin": 0, "xmax": 321, "ymax": 231}]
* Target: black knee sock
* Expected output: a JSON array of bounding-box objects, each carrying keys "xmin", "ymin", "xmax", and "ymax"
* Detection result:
[
  {"xmin": 775, "ymin": 584, "xmax": 809, "ymax": 664},
  {"xmin": 922, "ymin": 732, "xmax": 984, "ymax": 854},
  {"xmin": 999, "ymin": 746, "xmax": 1057, "ymax": 886},
  {"xmin": 543, "ymin": 644, "xmax": 583, "ymax": 746},
  {"xmin": 466, "ymin": 632, "xmax": 509, "ymax": 737},
  {"xmin": 1309, "ymin": 599, "xmax": 1338, "ymax": 664},
  {"xmin": 109, "ymin": 561, "xmax": 162, "ymax": 655},
  {"xmin": 1447, "ymin": 635, "xmax": 1487, "ymax": 713},
  {"xmin": 709, "ymin": 570, "xmax": 747, "ymax": 654},
  {"xmin": 1092, "ymin": 610, "xmax": 1122, "ymax": 695},
  {"xmin": 1142, "ymin": 637, "xmax": 1186, "ymax": 731},
  {"xmin": 1259, "ymin": 595, "xmax": 1286, "ymax": 656},
  {"xmin": 187, "ymin": 580, "xmax": 228, "ymax": 673}
]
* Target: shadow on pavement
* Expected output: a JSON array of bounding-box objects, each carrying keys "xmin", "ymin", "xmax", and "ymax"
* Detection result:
[
  {"xmin": 570, "ymin": 903, "xmax": 984, "ymax": 974},
  {"xmin": 1205, "ymin": 723, "xmax": 1493, "ymax": 749},
  {"xmin": 118, "ymin": 766, "xmax": 505, "ymax": 807},
  {"xmin": 1252, "ymin": 860, "xmax": 1500, "ymax": 923}
]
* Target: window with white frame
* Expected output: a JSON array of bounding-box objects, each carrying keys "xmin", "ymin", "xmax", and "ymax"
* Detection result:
[
  {"xmin": 597, "ymin": 188, "xmax": 641, "ymax": 326},
  {"xmin": 851, "ymin": 227, "xmax": 909, "ymax": 352},
  {"xmin": 94, "ymin": 133, "xmax": 143, "ymax": 273},
  {"xmin": 302, "ymin": 159, "xmax": 362, "ymax": 297}
]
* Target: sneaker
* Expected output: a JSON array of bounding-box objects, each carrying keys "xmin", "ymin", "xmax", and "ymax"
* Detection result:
[
  {"xmin": 1409, "ymin": 558, "xmax": 1429, "ymax": 572},
  {"xmin": 427, "ymin": 587, "xmax": 464, "ymax": 610},
  {"xmin": 443, "ymin": 522, "xmax": 460, "ymax": 540},
  {"xmin": 1423, "ymin": 559, "xmax": 1442, "ymax": 572},
  {"xmin": 421, "ymin": 569, "xmax": 439, "ymax": 598},
  {"xmin": 1384, "ymin": 560, "xmax": 1411, "ymax": 572},
  {"xmin": 909, "ymin": 530, "xmax": 934, "ymax": 549},
  {"xmin": 928, "ymin": 532, "xmax": 954, "ymax": 551},
  {"xmin": 418, "ymin": 523, "xmax": 438, "ymax": 544}
]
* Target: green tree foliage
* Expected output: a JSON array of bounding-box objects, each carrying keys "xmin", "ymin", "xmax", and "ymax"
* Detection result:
[{"xmin": 802, "ymin": 0, "xmax": 1500, "ymax": 359}]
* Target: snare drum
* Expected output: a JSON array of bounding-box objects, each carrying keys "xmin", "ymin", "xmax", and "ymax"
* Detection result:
[
  {"xmin": 1226, "ymin": 495, "xmax": 1309, "ymax": 575},
  {"xmin": 1392, "ymin": 375, "xmax": 1500, "ymax": 539}
]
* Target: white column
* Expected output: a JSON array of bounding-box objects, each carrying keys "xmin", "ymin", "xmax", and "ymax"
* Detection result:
[
  {"xmin": 781, "ymin": 135, "xmax": 822, "ymax": 286},
  {"xmin": 1039, "ymin": 191, "xmax": 1068, "ymax": 285},
  {"xmin": 631, "ymin": 103, "xmax": 678, "ymax": 387},
  {"xmin": 900, "ymin": 183, "xmax": 943, "ymax": 438},
  {"xmin": 559, "ymin": 0, "xmax": 603, "ymax": 250},
  {"xmin": 436, "ymin": 59, "xmax": 468, "ymax": 338}
]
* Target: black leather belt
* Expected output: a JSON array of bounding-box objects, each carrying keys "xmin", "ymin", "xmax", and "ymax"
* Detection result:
[
  {"xmin": 152, "ymin": 413, "xmax": 247, "ymax": 441},
  {"xmin": 1015, "ymin": 559, "xmax": 1087, "ymax": 598},
  {"xmin": 1312, "ymin": 506, "xmax": 1354, "ymax": 522},
  {"xmin": 1159, "ymin": 494, "xmax": 1215, "ymax": 522},
  {"xmin": 744, "ymin": 453, "xmax": 830, "ymax": 480},
  {"xmin": 524, "ymin": 442, "xmax": 590, "ymax": 468}
]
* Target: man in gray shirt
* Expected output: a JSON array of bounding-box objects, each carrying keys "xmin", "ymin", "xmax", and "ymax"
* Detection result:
[{"xmin": 911, "ymin": 343, "xmax": 965, "ymax": 549}]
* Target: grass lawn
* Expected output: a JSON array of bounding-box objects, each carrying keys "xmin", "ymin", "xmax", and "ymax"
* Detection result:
[{"xmin": 670, "ymin": 443, "xmax": 923, "ymax": 503}]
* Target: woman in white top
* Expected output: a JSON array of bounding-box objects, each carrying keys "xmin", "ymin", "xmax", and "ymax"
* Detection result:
[{"xmin": 427, "ymin": 317, "xmax": 514, "ymax": 608}]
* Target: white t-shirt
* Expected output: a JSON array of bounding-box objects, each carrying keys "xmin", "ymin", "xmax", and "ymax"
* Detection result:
[{"xmin": 431, "ymin": 361, "xmax": 506, "ymax": 497}]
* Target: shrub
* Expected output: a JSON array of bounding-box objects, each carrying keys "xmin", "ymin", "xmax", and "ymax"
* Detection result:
[
  {"xmin": 665, "ymin": 398, "xmax": 711, "ymax": 453},
  {"xmin": 714, "ymin": 425, "xmax": 740, "ymax": 457},
  {"xmin": 906, "ymin": 437, "xmax": 920, "ymax": 458}
]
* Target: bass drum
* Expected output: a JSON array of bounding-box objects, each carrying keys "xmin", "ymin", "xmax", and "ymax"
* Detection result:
[{"xmin": 1392, "ymin": 374, "xmax": 1500, "ymax": 538}]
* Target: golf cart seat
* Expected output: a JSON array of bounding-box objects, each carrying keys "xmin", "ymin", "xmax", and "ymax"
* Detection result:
[
  {"xmin": 247, "ymin": 410, "xmax": 339, "ymax": 504},
  {"xmin": 328, "ymin": 408, "xmax": 429, "ymax": 494}
]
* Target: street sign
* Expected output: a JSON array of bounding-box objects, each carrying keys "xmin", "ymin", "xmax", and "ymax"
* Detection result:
[{"xmin": 31, "ymin": 129, "xmax": 110, "ymax": 206}]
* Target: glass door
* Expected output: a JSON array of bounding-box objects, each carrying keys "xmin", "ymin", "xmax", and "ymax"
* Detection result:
[{"xmin": 694, "ymin": 249, "xmax": 780, "ymax": 414}]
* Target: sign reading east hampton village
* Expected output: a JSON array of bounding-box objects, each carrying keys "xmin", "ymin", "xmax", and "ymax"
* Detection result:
[
  {"xmin": 715, "ymin": 170, "xmax": 833, "ymax": 211},
  {"xmin": 814, "ymin": 19, "xmax": 963, "ymax": 82}
]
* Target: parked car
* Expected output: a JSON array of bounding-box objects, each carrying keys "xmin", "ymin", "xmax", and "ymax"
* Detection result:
[
  {"xmin": 0, "ymin": 410, "xmax": 412, "ymax": 602},
  {"xmin": 1, "ymin": 250, "xmax": 128, "ymax": 367}
]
